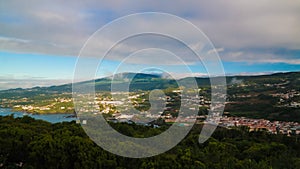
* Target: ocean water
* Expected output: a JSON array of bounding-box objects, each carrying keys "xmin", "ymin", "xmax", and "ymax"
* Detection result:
[{"xmin": 0, "ymin": 108, "xmax": 76, "ymax": 123}]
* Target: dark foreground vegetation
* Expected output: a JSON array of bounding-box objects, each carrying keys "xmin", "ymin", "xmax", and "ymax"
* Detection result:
[{"xmin": 0, "ymin": 115, "xmax": 299, "ymax": 169}]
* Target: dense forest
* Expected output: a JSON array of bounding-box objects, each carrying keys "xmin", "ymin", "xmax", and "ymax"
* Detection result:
[{"xmin": 0, "ymin": 115, "xmax": 299, "ymax": 169}]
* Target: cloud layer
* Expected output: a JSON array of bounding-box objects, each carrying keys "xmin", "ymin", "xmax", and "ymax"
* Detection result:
[
  {"xmin": 0, "ymin": 76, "xmax": 71, "ymax": 90},
  {"xmin": 0, "ymin": 0, "xmax": 300, "ymax": 64}
]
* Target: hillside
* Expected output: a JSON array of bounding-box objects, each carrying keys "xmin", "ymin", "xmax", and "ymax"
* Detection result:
[
  {"xmin": 0, "ymin": 72, "xmax": 300, "ymax": 121},
  {"xmin": 1, "ymin": 71, "xmax": 299, "ymax": 98},
  {"xmin": 1, "ymin": 116, "xmax": 299, "ymax": 168}
]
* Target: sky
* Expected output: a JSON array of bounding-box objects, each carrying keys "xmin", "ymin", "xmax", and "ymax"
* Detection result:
[{"xmin": 0, "ymin": 0, "xmax": 300, "ymax": 90}]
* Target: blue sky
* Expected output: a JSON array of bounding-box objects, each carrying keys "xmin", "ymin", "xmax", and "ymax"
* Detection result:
[
  {"xmin": 2, "ymin": 48, "xmax": 300, "ymax": 81},
  {"xmin": 0, "ymin": 1, "xmax": 300, "ymax": 90}
]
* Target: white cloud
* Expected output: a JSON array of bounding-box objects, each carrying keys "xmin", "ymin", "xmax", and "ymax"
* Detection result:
[
  {"xmin": 221, "ymin": 50, "xmax": 300, "ymax": 64},
  {"xmin": 0, "ymin": 76, "xmax": 71, "ymax": 90},
  {"xmin": 0, "ymin": 0, "xmax": 299, "ymax": 64},
  {"xmin": 169, "ymin": 72, "xmax": 208, "ymax": 79},
  {"xmin": 207, "ymin": 48, "xmax": 224, "ymax": 54}
]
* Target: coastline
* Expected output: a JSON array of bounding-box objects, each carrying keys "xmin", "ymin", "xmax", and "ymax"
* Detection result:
[
  {"xmin": 11, "ymin": 107, "xmax": 75, "ymax": 115},
  {"xmin": 0, "ymin": 108, "xmax": 77, "ymax": 123}
]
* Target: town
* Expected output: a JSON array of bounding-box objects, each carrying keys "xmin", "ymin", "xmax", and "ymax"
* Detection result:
[
  {"xmin": 1, "ymin": 72, "xmax": 300, "ymax": 136},
  {"xmin": 3, "ymin": 88, "xmax": 299, "ymax": 136}
]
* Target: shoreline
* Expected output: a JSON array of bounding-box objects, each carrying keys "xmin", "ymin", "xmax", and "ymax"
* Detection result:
[
  {"xmin": 1, "ymin": 107, "xmax": 75, "ymax": 116},
  {"xmin": 0, "ymin": 108, "xmax": 77, "ymax": 123},
  {"xmin": 11, "ymin": 107, "xmax": 75, "ymax": 115}
]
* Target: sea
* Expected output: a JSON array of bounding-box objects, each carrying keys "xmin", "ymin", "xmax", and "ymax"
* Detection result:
[{"xmin": 0, "ymin": 108, "xmax": 76, "ymax": 123}]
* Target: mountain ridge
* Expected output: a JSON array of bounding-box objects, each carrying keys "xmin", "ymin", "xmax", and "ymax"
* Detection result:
[{"xmin": 0, "ymin": 71, "xmax": 299, "ymax": 98}]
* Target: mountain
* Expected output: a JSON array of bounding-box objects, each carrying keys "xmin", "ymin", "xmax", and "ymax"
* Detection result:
[
  {"xmin": 1, "ymin": 71, "xmax": 300, "ymax": 99},
  {"xmin": 1, "ymin": 71, "xmax": 300, "ymax": 121},
  {"xmin": 0, "ymin": 72, "xmax": 176, "ymax": 99}
]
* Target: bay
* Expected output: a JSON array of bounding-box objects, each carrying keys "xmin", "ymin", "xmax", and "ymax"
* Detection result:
[{"xmin": 0, "ymin": 108, "xmax": 76, "ymax": 123}]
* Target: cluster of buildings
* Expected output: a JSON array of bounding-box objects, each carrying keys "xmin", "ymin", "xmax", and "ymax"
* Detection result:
[
  {"xmin": 77, "ymin": 91, "xmax": 300, "ymax": 136},
  {"xmin": 12, "ymin": 97, "xmax": 73, "ymax": 113},
  {"xmin": 3, "ymin": 89, "xmax": 300, "ymax": 136},
  {"xmin": 271, "ymin": 89, "xmax": 300, "ymax": 107},
  {"xmin": 219, "ymin": 116, "xmax": 300, "ymax": 135}
]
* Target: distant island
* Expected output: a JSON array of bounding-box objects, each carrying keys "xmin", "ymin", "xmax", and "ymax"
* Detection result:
[{"xmin": 0, "ymin": 72, "xmax": 299, "ymax": 123}]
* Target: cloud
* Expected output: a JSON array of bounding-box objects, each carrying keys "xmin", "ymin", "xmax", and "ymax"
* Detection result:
[
  {"xmin": 221, "ymin": 48, "xmax": 300, "ymax": 64},
  {"xmin": 168, "ymin": 72, "xmax": 208, "ymax": 79},
  {"xmin": 0, "ymin": 0, "xmax": 299, "ymax": 64},
  {"xmin": 0, "ymin": 76, "xmax": 71, "ymax": 90},
  {"xmin": 208, "ymin": 48, "xmax": 224, "ymax": 54}
]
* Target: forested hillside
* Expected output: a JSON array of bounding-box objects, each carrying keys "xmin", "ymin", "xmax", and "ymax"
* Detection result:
[{"xmin": 0, "ymin": 116, "xmax": 299, "ymax": 169}]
